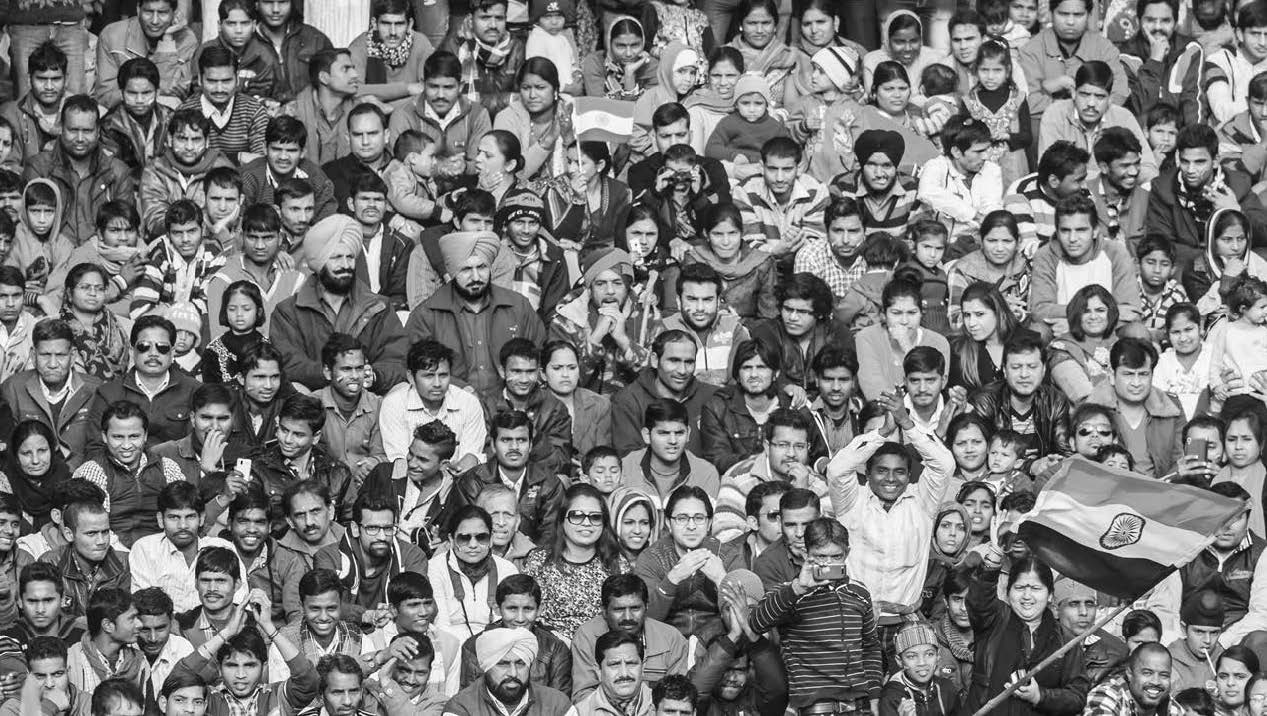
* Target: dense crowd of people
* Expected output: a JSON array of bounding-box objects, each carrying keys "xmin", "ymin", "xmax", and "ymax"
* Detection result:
[{"xmin": 0, "ymin": 0, "xmax": 1267, "ymax": 715}]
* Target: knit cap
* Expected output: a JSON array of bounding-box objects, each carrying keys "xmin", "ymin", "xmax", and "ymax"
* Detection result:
[
  {"xmin": 894, "ymin": 620, "xmax": 938, "ymax": 655},
  {"xmin": 165, "ymin": 302, "xmax": 202, "ymax": 338},
  {"xmin": 496, "ymin": 187, "xmax": 546, "ymax": 230},
  {"xmin": 531, "ymin": 0, "xmax": 575, "ymax": 23},
  {"xmin": 733, "ymin": 74, "xmax": 772, "ymax": 106},
  {"xmin": 812, "ymin": 45, "xmax": 860, "ymax": 91},
  {"xmin": 1181, "ymin": 589, "xmax": 1225, "ymax": 628}
]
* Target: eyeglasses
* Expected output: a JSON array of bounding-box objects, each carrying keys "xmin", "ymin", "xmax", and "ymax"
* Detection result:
[
  {"xmin": 763, "ymin": 510, "xmax": 781, "ymax": 521},
  {"xmin": 454, "ymin": 532, "xmax": 492, "ymax": 545},
  {"xmin": 1077, "ymin": 427, "xmax": 1113, "ymax": 438},
  {"xmin": 671, "ymin": 513, "xmax": 709, "ymax": 526},
  {"xmin": 361, "ymin": 525, "xmax": 395, "ymax": 536},
  {"xmin": 135, "ymin": 342, "xmax": 172, "ymax": 355},
  {"xmin": 566, "ymin": 510, "xmax": 605, "ymax": 526},
  {"xmin": 770, "ymin": 441, "xmax": 809, "ymax": 452},
  {"xmin": 74, "ymin": 283, "xmax": 106, "ymax": 293}
]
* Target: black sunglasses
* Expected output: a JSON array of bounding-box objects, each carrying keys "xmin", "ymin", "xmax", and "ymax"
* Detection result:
[
  {"xmin": 135, "ymin": 342, "xmax": 173, "ymax": 355},
  {"xmin": 566, "ymin": 510, "xmax": 605, "ymax": 526}
]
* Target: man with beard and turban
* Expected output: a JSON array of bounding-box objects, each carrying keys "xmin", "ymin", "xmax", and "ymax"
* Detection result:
[
  {"xmin": 271, "ymin": 213, "xmax": 408, "ymax": 395},
  {"xmin": 568, "ymin": 632, "xmax": 654, "ymax": 716},
  {"xmin": 443, "ymin": 626, "xmax": 570, "ymax": 716},
  {"xmin": 405, "ymin": 230, "xmax": 545, "ymax": 396},
  {"xmin": 313, "ymin": 489, "xmax": 429, "ymax": 623},
  {"xmin": 549, "ymin": 248, "xmax": 656, "ymax": 395},
  {"xmin": 128, "ymin": 482, "xmax": 238, "ymax": 614},
  {"xmin": 824, "ymin": 129, "xmax": 919, "ymax": 241}
]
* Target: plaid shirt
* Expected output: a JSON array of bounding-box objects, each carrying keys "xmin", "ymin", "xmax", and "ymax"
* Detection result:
[
  {"xmin": 1004, "ymin": 173, "xmax": 1057, "ymax": 250},
  {"xmin": 1139, "ymin": 277, "xmax": 1189, "ymax": 333},
  {"xmin": 1084, "ymin": 673, "xmax": 1182, "ymax": 716},
  {"xmin": 130, "ymin": 238, "xmax": 226, "ymax": 319},
  {"xmin": 733, "ymin": 174, "xmax": 830, "ymax": 250},
  {"xmin": 793, "ymin": 238, "xmax": 869, "ymax": 300}
]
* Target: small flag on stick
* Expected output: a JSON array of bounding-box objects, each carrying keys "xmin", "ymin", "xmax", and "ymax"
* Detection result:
[{"xmin": 572, "ymin": 97, "xmax": 636, "ymax": 143}]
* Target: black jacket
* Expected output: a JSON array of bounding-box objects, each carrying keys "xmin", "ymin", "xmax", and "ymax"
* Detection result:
[{"xmin": 968, "ymin": 381, "xmax": 1072, "ymax": 463}]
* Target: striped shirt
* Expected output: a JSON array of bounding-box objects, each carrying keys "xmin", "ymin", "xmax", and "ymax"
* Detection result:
[
  {"xmin": 750, "ymin": 579, "xmax": 882, "ymax": 708},
  {"xmin": 732, "ymin": 174, "xmax": 830, "ymax": 250},
  {"xmin": 714, "ymin": 453, "xmax": 833, "ymax": 543},
  {"xmin": 829, "ymin": 171, "xmax": 921, "ymax": 238},
  {"xmin": 130, "ymin": 238, "xmax": 227, "ymax": 319},
  {"xmin": 177, "ymin": 93, "xmax": 269, "ymax": 161},
  {"xmin": 1004, "ymin": 173, "xmax": 1058, "ymax": 250}
]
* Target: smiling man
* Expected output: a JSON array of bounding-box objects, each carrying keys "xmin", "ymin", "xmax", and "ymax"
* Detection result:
[
  {"xmin": 1084, "ymin": 642, "xmax": 1177, "ymax": 716},
  {"xmin": 611, "ymin": 330, "xmax": 717, "ymax": 456},
  {"xmin": 240, "ymin": 116, "xmax": 338, "ymax": 219},
  {"xmin": 224, "ymin": 490, "xmax": 306, "ymax": 626},
  {"xmin": 818, "ymin": 132, "xmax": 917, "ymax": 253},
  {"xmin": 129, "ymin": 482, "xmax": 238, "ymax": 613},
  {"xmin": 252, "ymin": 395, "xmax": 357, "ymax": 534}
]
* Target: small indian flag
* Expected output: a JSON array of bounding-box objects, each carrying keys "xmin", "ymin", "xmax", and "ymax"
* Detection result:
[
  {"xmin": 572, "ymin": 97, "xmax": 636, "ymax": 144},
  {"xmin": 1016, "ymin": 458, "xmax": 1247, "ymax": 599}
]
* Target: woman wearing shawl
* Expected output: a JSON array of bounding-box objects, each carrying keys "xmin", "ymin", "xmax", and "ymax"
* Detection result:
[
  {"xmin": 1184, "ymin": 208, "xmax": 1267, "ymax": 318},
  {"xmin": 684, "ymin": 203, "xmax": 777, "ymax": 320},
  {"xmin": 727, "ymin": 0, "xmax": 796, "ymax": 106},
  {"xmin": 617, "ymin": 204, "xmax": 681, "ymax": 314},
  {"xmin": 685, "ymin": 47, "xmax": 744, "ymax": 159},
  {"xmin": 862, "ymin": 10, "xmax": 951, "ymax": 100},
  {"xmin": 0, "ymin": 420, "xmax": 70, "ymax": 530},
  {"xmin": 608, "ymin": 486, "xmax": 657, "ymax": 564},
  {"xmin": 631, "ymin": 42, "xmax": 701, "ymax": 157},
  {"xmin": 922, "ymin": 501, "xmax": 971, "ymax": 620},
  {"xmin": 494, "ymin": 57, "xmax": 574, "ymax": 194},
  {"xmin": 544, "ymin": 141, "xmax": 633, "ymax": 263},
  {"xmin": 845, "ymin": 60, "xmax": 941, "ymax": 176},
  {"xmin": 783, "ymin": 0, "xmax": 866, "ymax": 111},
  {"xmin": 348, "ymin": 0, "xmax": 437, "ymax": 101},
  {"xmin": 59, "ymin": 263, "xmax": 129, "ymax": 381},
  {"xmin": 581, "ymin": 15, "xmax": 660, "ymax": 99}
]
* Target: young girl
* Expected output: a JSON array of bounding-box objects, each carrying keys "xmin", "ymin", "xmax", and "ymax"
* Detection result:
[
  {"xmin": 1153, "ymin": 303, "xmax": 1212, "ymax": 420},
  {"xmin": 616, "ymin": 204, "xmax": 680, "ymax": 313},
  {"xmin": 1212, "ymin": 410, "xmax": 1267, "ymax": 538},
  {"xmin": 978, "ymin": 0, "xmax": 1030, "ymax": 55},
  {"xmin": 685, "ymin": 203, "xmax": 777, "ymax": 319},
  {"xmin": 962, "ymin": 40, "xmax": 1031, "ymax": 187},
  {"xmin": 582, "ymin": 16, "xmax": 659, "ymax": 100},
  {"xmin": 948, "ymin": 210, "xmax": 1031, "ymax": 329},
  {"xmin": 1185, "ymin": 208, "xmax": 1267, "ymax": 318},
  {"xmin": 202, "ymin": 280, "xmax": 267, "ymax": 384},
  {"xmin": 790, "ymin": 44, "xmax": 866, "ymax": 184},
  {"xmin": 1208, "ymin": 274, "xmax": 1267, "ymax": 410}
]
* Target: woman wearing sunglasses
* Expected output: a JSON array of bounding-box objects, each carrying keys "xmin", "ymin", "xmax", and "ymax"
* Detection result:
[
  {"xmin": 522, "ymin": 483, "xmax": 629, "ymax": 642},
  {"xmin": 633, "ymin": 485, "xmax": 738, "ymax": 643}
]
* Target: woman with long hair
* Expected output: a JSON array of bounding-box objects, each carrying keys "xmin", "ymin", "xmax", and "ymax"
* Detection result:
[
  {"xmin": 60, "ymin": 262, "xmax": 129, "ymax": 381},
  {"xmin": 494, "ymin": 58, "xmax": 575, "ymax": 193},
  {"xmin": 0, "ymin": 420, "xmax": 69, "ymax": 529},
  {"xmin": 473, "ymin": 129, "xmax": 525, "ymax": 208},
  {"xmin": 1050, "ymin": 284, "xmax": 1120, "ymax": 402},
  {"xmin": 685, "ymin": 203, "xmax": 777, "ymax": 320},
  {"xmin": 964, "ymin": 553, "xmax": 1090, "ymax": 715},
  {"xmin": 541, "ymin": 341, "xmax": 612, "ymax": 460},
  {"xmin": 1214, "ymin": 647, "xmax": 1260, "ymax": 716},
  {"xmin": 522, "ymin": 483, "xmax": 629, "ymax": 641},
  {"xmin": 951, "ymin": 282, "xmax": 1023, "ymax": 391},
  {"xmin": 544, "ymin": 140, "xmax": 633, "ymax": 263}
]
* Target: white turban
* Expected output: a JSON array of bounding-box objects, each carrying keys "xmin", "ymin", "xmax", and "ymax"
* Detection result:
[
  {"xmin": 303, "ymin": 214, "xmax": 362, "ymax": 273},
  {"xmin": 475, "ymin": 627, "xmax": 538, "ymax": 672}
]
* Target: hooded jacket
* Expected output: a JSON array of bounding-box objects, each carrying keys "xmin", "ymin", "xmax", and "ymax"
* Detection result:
[
  {"xmin": 22, "ymin": 144, "xmax": 135, "ymax": 245},
  {"xmin": 1028, "ymin": 231, "xmax": 1142, "ymax": 324},
  {"xmin": 608, "ymin": 486, "xmax": 659, "ymax": 563},
  {"xmin": 11, "ymin": 178, "xmax": 74, "ymax": 305},
  {"xmin": 632, "ymin": 42, "xmax": 695, "ymax": 155},
  {"xmin": 862, "ymin": 11, "xmax": 951, "ymax": 99},
  {"xmin": 1086, "ymin": 383, "xmax": 1184, "ymax": 479},
  {"xmin": 610, "ymin": 367, "xmax": 718, "ymax": 455},
  {"xmin": 922, "ymin": 501, "xmax": 971, "ymax": 619},
  {"xmin": 581, "ymin": 15, "xmax": 660, "ymax": 100},
  {"xmin": 139, "ymin": 147, "xmax": 236, "ymax": 239},
  {"xmin": 1184, "ymin": 207, "xmax": 1267, "ymax": 315}
]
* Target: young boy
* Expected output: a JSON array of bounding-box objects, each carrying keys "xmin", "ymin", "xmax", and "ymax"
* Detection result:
[
  {"xmin": 879, "ymin": 621, "xmax": 961, "ymax": 716},
  {"xmin": 706, "ymin": 75, "xmax": 791, "ymax": 170},
  {"xmin": 917, "ymin": 64, "xmax": 960, "ymax": 140},
  {"xmin": 985, "ymin": 430, "xmax": 1028, "ymax": 497},
  {"xmin": 1136, "ymin": 235, "xmax": 1188, "ymax": 343},
  {"xmin": 1097, "ymin": 444, "xmax": 1137, "ymax": 472},
  {"xmin": 384, "ymin": 130, "xmax": 440, "ymax": 231},
  {"xmin": 583, "ymin": 446, "xmax": 622, "ymax": 495},
  {"xmin": 204, "ymin": 0, "xmax": 284, "ymax": 103},
  {"xmin": 130, "ymin": 199, "xmax": 226, "ymax": 320},
  {"xmin": 525, "ymin": 0, "xmax": 582, "ymax": 95},
  {"xmin": 14, "ymin": 179, "xmax": 73, "ymax": 315},
  {"xmin": 1146, "ymin": 103, "xmax": 1180, "ymax": 172},
  {"xmin": 978, "ymin": 0, "xmax": 1029, "ymax": 54},
  {"xmin": 836, "ymin": 233, "xmax": 907, "ymax": 330},
  {"xmin": 457, "ymin": 574, "xmax": 570, "ymax": 693},
  {"xmin": 15, "ymin": 637, "xmax": 93, "ymax": 716},
  {"xmin": 166, "ymin": 302, "xmax": 203, "ymax": 375},
  {"xmin": 1167, "ymin": 589, "xmax": 1225, "ymax": 692},
  {"xmin": 902, "ymin": 219, "xmax": 951, "ymax": 336},
  {"xmin": 366, "ymin": 571, "xmax": 462, "ymax": 697}
]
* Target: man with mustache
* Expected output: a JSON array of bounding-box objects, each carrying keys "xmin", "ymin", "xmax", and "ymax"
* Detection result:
[
  {"xmin": 283, "ymin": 49, "xmax": 359, "ymax": 167},
  {"xmin": 225, "ymin": 490, "xmax": 306, "ymax": 626},
  {"xmin": 819, "ymin": 132, "xmax": 918, "ymax": 246},
  {"xmin": 348, "ymin": 170, "xmax": 414, "ymax": 312},
  {"xmin": 72, "ymin": 400, "xmax": 188, "ymax": 548},
  {"xmin": 653, "ymin": 263, "xmax": 750, "ymax": 389},
  {"xmin": 360, "ymin": 420, "xmax": 459, "ymax": 554},
  {"xmin": 174, "ymin": 46, "xmax": 270, "ymax": 165},
  {"xmin": 323, "ymin": 104, "xmax": 394, "ymax": 209},
  {"xmin": 572, "ymin": 632, "xmax": 654, "ymax": 716},
  {"xmin": 316, "ymin": 333, "xmax": 388, "ymax": 480},
  {"xmin": 714, "ymin": 410, "xmax": 828, "ymax": 545},
  {"xmin": 691, "ymin": 569, "xmax": 785, "ymax": 716},
  {"xmin": 314, "ymin": 490, "xmax": 428, "ymax": 623},
  {"xmin": 271, "ymin": 213, "xmax": 409, "ymax": 395},
  {"xmin": 450, "ymin": 410, "xmax": 564, "ymax": 547},
  {"xmin": 1084, "ymin": 642, "xmax": 1177, "ymax": 716},
  {"xmin": 480, "ymin": 338, "xmax": 573, "ymax": 478},
  {"xmin": 275, "ymin": 178, "xmax": 320, "ymax": 253},
  {"xmin": 298, "ymin": 653, "xmax": 381, "ymax": 716},
  {"xmin": 367, "ymin": 631, "xmax": 451, "ymax": 715},
  {"xmin": 969, "ymin": 332, "xmax": 1072, "ymax": 465},
  {"xmin": 1119, "ymin": 0, "xmax": 1198, "ymax": 120},
  {"xmin": 805, "ymin": 346, "xmax": 863, "ymax": 460},
  {"xmin": 474, "ymin": 487, "xmax": 536, "ymax": 569},
  {"xmin": 1037, "ymin": 62, "xmax": 1158, "ymax": 184},
  {"xmin": 175, "ymin": 547, "xmax": 246, "ymax": 649},
  {"xmin": 1002, "ymin": 140, "xmax": 1092, "ymax": 251},
  {"xmin": 611, "ymin": 330, "xmax": 717, "ymax": 457},
  {"xmin": 699, "ymin": 341, "xmax": 801, "ymax": 474},
  {"xmin": 442, "ymin": 627, "xmax": 569, "ymax": 716},
  {"xmin": 128, "ymin": 482, "xmax": 239, "ymax": 614},
  {"xmin": 239, "ymin": 117, "xmax": 339, "ymax": 222},
  {"xmin": 1054, "ymin": 579, "xmax": 1128, "ymax": 686},
  {"xmin": 405, "ymin": 230, "xmax": 544, "ymax": 396},
  {"xmin": 571, "ymin": 575, "xmax": 689, "ymax": 702}
]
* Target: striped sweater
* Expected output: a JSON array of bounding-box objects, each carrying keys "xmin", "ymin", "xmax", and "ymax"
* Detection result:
[
  {"xmin": 750, "ymin": 579, "xmax": 882, "ymax": 708},
  {"xmin": 176, "ymin": 94, "xmax": 269, "ymax": 163},
  {"xmin": 1003, "ymin": 173, "xmax": 1057, "ymax": 251},
  {"xmin": 713, "ymin": 454, "xmax": 833, "ymax": 543}
]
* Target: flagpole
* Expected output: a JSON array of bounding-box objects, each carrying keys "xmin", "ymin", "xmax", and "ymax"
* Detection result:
[{"xmin": 970, "ymin": 600, "xmax": 1135, "ymax": 716}]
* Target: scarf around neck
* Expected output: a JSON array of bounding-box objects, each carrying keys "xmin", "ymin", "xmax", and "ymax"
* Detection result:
[
  {"xmin": 76, "ymin": 634, "xmax": 147, "ymax": 686},
  {"xmin": 937, "ymin": 611, "xmax": 974, "ymax": 663},
  {"xmin": 365, "ymin": 22, "xmax": 414, "ymax": 68},
  {"xmin": 688, "ymin": 244, "xmax": 769, "ymax": 281}
]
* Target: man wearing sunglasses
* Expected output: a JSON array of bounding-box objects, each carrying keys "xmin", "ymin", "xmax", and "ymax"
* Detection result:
[
  {"xmin": 314, "ymin": 489, "xmax": 428, "ymax": 625},
  {"xmin": 451, "ymin": 410, "xmax": 564, "ymax": 547},
  {"xmin": 86, "ymin": 314, "xmax": 201, "ymax": 455},
  {"xmin": 717, "ymin": 480, "xmax": 790, "ymax": 572}
]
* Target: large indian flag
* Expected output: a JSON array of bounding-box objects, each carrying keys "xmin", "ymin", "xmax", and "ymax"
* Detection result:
[
  {"xmin": 1016, "ymin": 458, "xmax": 1247, "ymax": 599},
  {"xmin": 572, "ymin": 97, "xmax": 637, "ymax": 143}
]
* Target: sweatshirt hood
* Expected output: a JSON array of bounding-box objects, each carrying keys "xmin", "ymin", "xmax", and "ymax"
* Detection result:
[
  {"xmin": 22, "ymin": 178, "xmax": 64, "ymax": 240},
  {"xmin": 656, "ymin": 41, "xmax": 698, "ymax": 95},
  {"xmin": 608, "ymin": 485, "xmax": 659, "ymax": 544},
  {"xmin": 930, "ymin": 501, "xmax": 971, "ymax": 564}
]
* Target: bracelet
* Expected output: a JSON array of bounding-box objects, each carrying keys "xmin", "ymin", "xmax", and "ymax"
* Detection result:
[{"xmin": 264, "ymin": 629, "xmax": 279, "ymax": 640}]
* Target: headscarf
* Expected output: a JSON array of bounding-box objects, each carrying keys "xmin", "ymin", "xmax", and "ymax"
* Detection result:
[
  {"xmin": 439, "ymin": 231, "xmax": 501, "ymax": 276},
  {"xmin": 634, "ymin": 42, "xmax": 697, "ymax": 128},
  {"xmin": 930, "ymin": 501, "xmax": 971, "ymax": 566},
  {"xmin": 2, "ymin": 421, "xmax": 70, "ymax": 529},
  {"xmin": 475, "ymin": 627, "xmax": 539, "ymax": 672},
  {"xmin": 303, "ymin": 215, "xmax": 363, "ymax": 273}
]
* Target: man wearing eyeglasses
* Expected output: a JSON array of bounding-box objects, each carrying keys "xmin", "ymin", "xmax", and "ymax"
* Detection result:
[
  {"xmin": 86, "ymin": 314, "xmax": 202, "ymax": 455},
  {"xmin": 451, "ymin": 409, "xmax": 564, "ymax": 547},
  {"xmin": 314, "ymin": 489, "xmax": 428, "ymax": 625},
  {"xmin": 714, "ymin": 410, "xmax": 829, "ymax": 546}
]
